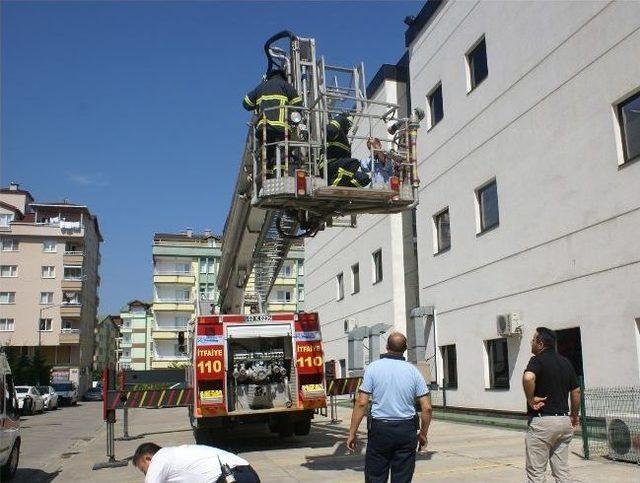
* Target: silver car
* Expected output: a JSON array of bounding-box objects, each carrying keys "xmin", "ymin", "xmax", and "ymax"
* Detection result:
[
  {"xmin": 36, "ymin": 386, "xmax": 58, "ymax": 410},
  {"xmin": 51, "ymin": 381, "xmax": 78, "ymax": 406}
]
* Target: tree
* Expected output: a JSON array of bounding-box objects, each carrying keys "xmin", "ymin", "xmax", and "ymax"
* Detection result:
[
  {"xmin": 14, "ymin": 352, "xmax": 32, "ymax": 385},
  {"xmin": 30, "ymin": 348, "xmax": 52, "ymax": 386}
]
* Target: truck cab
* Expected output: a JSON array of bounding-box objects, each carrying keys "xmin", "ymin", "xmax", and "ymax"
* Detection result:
[{"xmin": 0, "ymin": 353, "xmax": 20, "ymax": 480}]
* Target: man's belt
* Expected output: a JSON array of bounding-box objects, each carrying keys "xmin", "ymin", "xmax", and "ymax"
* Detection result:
[{"xmin": 532, "ymin": 412, "xmax": 569, "ymax": 417}]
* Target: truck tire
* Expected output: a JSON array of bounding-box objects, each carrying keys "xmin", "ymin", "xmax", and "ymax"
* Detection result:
[
  {"xmin": 193, "ymin": 427, "xmax": 210, "ymax": 445},
  {"xmin": 1, "ymin": 440, "xmax": 20, "ymax": 480},
  {"xmin": 277, "ymin": 418, "xmax": 294, "ymax": 438},
  {"xmin": 293, "ymin": 418, "xmax": 311, "ymax": 436}
]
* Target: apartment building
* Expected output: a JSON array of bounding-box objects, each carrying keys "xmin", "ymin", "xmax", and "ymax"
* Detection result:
[
  {"xmin": 0, "ymin": 183, "xmax": 102, "ymax": 392},
  {"xmin": 94, "ymin": 314, "xmax": 121, "ymax": 372},
  {"xmin": 117, "ymin": 300, "xmax": 152, "ymax": 370},
  {"xmin": 305, "ymin": 61, "xmax": 419, "ymax": 376},
  {"xmin": 244, "ymin": 240, "xmax": 306, "ymax": 313},
  {"xmin": 151, "ymin": 230, "xmax": 221, "ymax": 369}
]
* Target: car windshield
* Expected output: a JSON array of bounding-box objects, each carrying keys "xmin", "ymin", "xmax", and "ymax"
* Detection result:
[
  {"xmin": 52, "ymin": 383, "xmax": 73, "ymax": 391},
  {"xmin": 16, "ymin": 387, "xmax": 28, "ymax": 393},
  {"xmin": 37, "ymin": 386, "xmax": 50, "ymax": 394},
  {"xmin": 89, "ymin": 387, "xmax": 101, "ymax": 393}
]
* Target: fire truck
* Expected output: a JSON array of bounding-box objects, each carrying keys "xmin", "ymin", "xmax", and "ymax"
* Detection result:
[{"xmin": 187, "ymin": 312, "xmax": 326, "ymax": 443}]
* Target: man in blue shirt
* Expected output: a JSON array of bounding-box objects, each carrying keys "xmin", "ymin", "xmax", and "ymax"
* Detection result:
[{"xmin": 347, "ymin": 332, "xmax": 432, "ymax": 483}]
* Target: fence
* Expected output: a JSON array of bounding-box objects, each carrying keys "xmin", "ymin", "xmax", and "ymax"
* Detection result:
[{"xmin": 581, "ymin": 382, "xmax": 640, "ymax": 463}]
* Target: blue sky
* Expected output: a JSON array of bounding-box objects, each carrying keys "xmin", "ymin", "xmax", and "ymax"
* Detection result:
[{"xmin": 1, "ymin": 0, "xmax": 422, "ymax": 314}]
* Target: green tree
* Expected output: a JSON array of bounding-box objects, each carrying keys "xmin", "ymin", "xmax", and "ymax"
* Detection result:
[
  {"xmin": 30, "ymin": 348, "xmax": 52, "ymax": 386},
  {"xmin": 14, "ymin": 352, "xmax": 32, "ymax": 385}
]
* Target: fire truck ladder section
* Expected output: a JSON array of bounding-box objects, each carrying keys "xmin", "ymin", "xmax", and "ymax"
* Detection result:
[{"xmin": 217, "ymin": 32, "xmax": 423, "ymax": 314}]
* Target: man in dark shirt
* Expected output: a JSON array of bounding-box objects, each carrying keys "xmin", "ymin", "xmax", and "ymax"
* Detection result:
[{"xmin": 522, "ymin": 327, "xmax": 580, "ymax": 483}]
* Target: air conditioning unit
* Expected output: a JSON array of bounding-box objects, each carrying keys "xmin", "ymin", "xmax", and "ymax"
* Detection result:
[
  {"xmin": 605, "ymin": 413, "xmax": 640, "ymax": 463},
  {"xmin": 344, "ymin": 317, "xmax": 357, "ymax": 334},
  {"xmin": 496, "ymin": 312, "xmax": 523, "ymax": 337}
]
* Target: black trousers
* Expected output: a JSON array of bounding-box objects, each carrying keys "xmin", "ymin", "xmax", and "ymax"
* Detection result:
[
  {"xmin": 365, "ymin": 419, "xmax": 418, "ymax": 483},
  {"xmin": 255, "ymin": 127, "xmax": 285, "ymax": 176},
  {"xmin": 327, "ymin": 158, "xmax": 371, "ymax": 187},
  {"xmin": 215, "ymin": 464, "xmax": 261, "ymax": 483}
]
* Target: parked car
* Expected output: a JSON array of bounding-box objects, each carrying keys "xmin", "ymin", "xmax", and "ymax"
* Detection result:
[
  {"xmin": 15, "ymin": 386, "xmax": 45, "ymax": 415},
  {"xmin": 51, "ymin": 381, "xmax": 78, "ymax": 406},
  {"xmin": 83, "ymin": 386, "xmax": 103, "ymax": 401},
  {"xmin": 1, "ymin": 353, "xmax": 20, "ymax": 480},
  {"xmin": 36, "ymin": 386, "xmax": 58, "ymax": 410}
]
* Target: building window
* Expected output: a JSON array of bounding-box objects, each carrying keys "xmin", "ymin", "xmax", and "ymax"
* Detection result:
[
  {"xmin": 486, "ymin": 338, "xmax": 509, "ymax": 389},
  {"xmin": 199, "ymin": 259, "xmax": 208, "ymax": 274},
  {"xmin": 298, "ymin": 288, "xmax": 305, "ymax": 302},
  {"xmin": 0, "ymin": 292, "xmax": 15, "ymax": 304},
  {"xmin": 336, "ymin": 273, "xmax": 344, "ymax": 301},
  {"xmin": 42, "ymin": 266, "xmax": 55, "ymax": 278},
  {"xmin": 441, "ymin": 345, "xmax": 458, "ymax": 389},
  {"xmin": 433, "ymin": 208, "xmax": 451, "ymax": 253},
  {"xmin": 351, "ymin": 263, "xmax": 360, "ymax": 294},
  {"xmin": 40, "ymin": 292, "xmax": 54, "ymax": 304},
  {"xmin": 275, "ymin": 290, "xmax": 292, "ymax": 303},
  {"xmin": 427, "ymin": 83, "xmax": 443, "ymax": 129},
  {"xmin": 43, "ymin": 240, "xmax": 57, "ymax": 252},
  {"xmin": 62, "ymin": 292, "xmax": 80, "ymax": 305},
  {"xmin": 61, "ymin": 319, "xmax": 74, "ymax": 330},
  {"xmin": 466, "ymin": 36, "xmax": 488, "ymax": 91},
  {"xmin": 476, "ymin": 179, "xmax": 499, "ymax": 233},
  {"xmin": 372, "ymin": 249, "xmax": 383, "ymax": 284},
  {"xmin": 0, "ymin": 265, "xmax": 17, "ymax": 277},
  {"xmin": 0, "ymin": 238, "xmax": 18, "ymax": 251},
  {"xmin": 281, "ymin": 263, "xmax": 293, "ymax": 278},
  {"xmin": 298, "ymin": 262, "xmax": 304, "ymax": 276},
  {"xmin": 617, "ymin": 90, "xmax": 640, "ymax": 164},
  {"xmin": 0, "ymin": 214, "xmax": 14, "ymax": 227},
  {"xmin": 63, "ymin": 266, "xmax": 82, "ymax": 280},
  {"xmin": 0, "ymin": 318, "xmax": 15, "ymax": 331},
  {"xmin": 39, "ymin": 318, "xmax": 52, "ymax": 332}
]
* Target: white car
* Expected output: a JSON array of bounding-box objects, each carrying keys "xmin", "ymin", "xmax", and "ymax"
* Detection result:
[
  {"xmin": 51, "ymin": 381, "xmax": 78, "ymax": 406},
  {"xmin": 36, "ymin": 386, "xmax": 58, "ymax": 410},
  {"xmin": 15, "ymin": 386, "xmax": 45, "ymax": 415}
]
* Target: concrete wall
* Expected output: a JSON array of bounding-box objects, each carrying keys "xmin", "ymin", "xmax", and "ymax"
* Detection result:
[
  {"xmin": 409, "ymin": 0, "xmax": 640, "ymax": 411},
  {"xmin": 305, "ymin": 76, "xmax": 416, "ymax": 372}
]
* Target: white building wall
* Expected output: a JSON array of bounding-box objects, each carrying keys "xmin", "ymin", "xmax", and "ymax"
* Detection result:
[
  {"xmin": 306, "ymin": 77, "xmax": 414, "ymax": 371},
  {"xmin": 410, "ymin": 0, "xmax": 640, "ymax": 411}
]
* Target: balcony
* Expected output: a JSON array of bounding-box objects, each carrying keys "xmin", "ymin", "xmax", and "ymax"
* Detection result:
[
  {"xmin": 63, "ymin": 251, "xmax": 84, "ymax": 265},
  {"xmin": 152, "ymin": 353, "xmax": 190, "ymax": 361},
  {"xmin": 60, "ymin": 304, "xmax": 82, "ymax": 317},
  {"xmin": 153, "ymin": 271, "xmax": 195, "ymax": 285},
  {"xmin": 59, "ymin": 328, "xmax": 80, "ymax": 344},
  {"xmin": 62, "ymin": 279, "xmax": 83, "ymax": 290}
]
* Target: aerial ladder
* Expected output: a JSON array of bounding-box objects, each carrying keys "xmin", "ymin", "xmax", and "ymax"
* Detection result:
[{"xmin": 216, "ymin": 31, "xmax": 424, "ymax": 315}]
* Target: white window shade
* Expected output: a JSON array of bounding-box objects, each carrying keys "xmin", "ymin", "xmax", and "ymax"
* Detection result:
[{"xmin": 226, "ymin": 323, "xmax": 293, "ymax": 339}]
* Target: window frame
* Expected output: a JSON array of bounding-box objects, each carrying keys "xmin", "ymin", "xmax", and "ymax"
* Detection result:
[
  {"xmin": 426, "ymin": 82, "xmax": 444, "ymax": 130},
  {"xmin": 40, "ymin": 292, "xmax": 54, "ymax": 305},
  {"xmin": 0, "ymin": 265, "xmax": 17, "ymax": 278},
  {"xmin": 0, "ymin": 318, "xmax": 15, "ymax": 331},
  {"xmin": 0, "ymin": 214, "xmax": 14, "ymax": 227},
  {"xmin": 372, "ymin": 249, "xmax": 383, "ymax": 284},
  {"xmin": 466, "ymin": 36, "xmax": 488, "ymax": 92},
  {"xmin": 440, "ymin": 344, "xmax": 458, "ymax": 389},
  {"xmin": 351, "ymin": 263, "xmax": 360, "ymax": 294},
  {"xmin": 0, "ymin": 292, "xmax": 16, "ymax": 304},
  {"xmin": 0, "ymin": 237, "xmax": 18, "ymax": 251},
  {"xmin": 476, "ymin": 179, "xmax": 500, "ymax": 234},
  {"xmin": 41, "ymin": 266, "xmax": 56, "ymax": 279},
  {"xmin": 616, "ymin": 89, "xmax": 640, "ymax": 165},
  {"xmin": 336, "ymin": 272, "xmax": 344, "ymax": 301},
  {"xmin": 43, "ymin": 240, "xmax": 57, "ymax": 253},
  {"xmin": 486, "ymin": 338, "xmax": 510, "ymax": 389},
  {"xmin": 39, "ymin": 318, "xmax": 53, "ymax": 332},
  {"xmin": 433, "ymin": 207, "xmax": 451, "ymax": 254}
]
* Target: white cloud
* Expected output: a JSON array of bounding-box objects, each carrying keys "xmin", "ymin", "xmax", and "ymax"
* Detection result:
[{"xmin": 68, "ymin": 172, "xmax": 109, "ymax": 187}]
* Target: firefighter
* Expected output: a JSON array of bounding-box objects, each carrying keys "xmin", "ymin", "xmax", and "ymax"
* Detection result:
[
  {"xmin": 323, "ymin": 112, "xmax": 370, "ymax": 188},
  {"xmin": 243, "ymin": 68, "xmax": 302, "ymax": 179}
]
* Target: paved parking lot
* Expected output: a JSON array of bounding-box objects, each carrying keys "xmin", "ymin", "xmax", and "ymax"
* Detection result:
[{"xmin": 16, "ymin": 402, "xmax": 639, "ymax": 482}]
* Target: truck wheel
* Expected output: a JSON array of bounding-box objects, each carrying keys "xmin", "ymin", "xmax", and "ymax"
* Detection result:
[
  {"xmin": 1, "ymin": 440, "xmax": 20, "ymax": 480},
  {"xmin": 277, "ymin": 419, "xmax": 294, "ymax": 438},
  {"xmin": 193, "ymin": 427, "xmax": 210, "ymax": 445},
  {"xmin": 294, "ymin": 418, "xmax": 311, "ymax": 436}
]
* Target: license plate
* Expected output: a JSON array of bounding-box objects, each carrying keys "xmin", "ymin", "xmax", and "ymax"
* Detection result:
[{"xmin": 302, "ymin": 384, "xmax": 323, "ymax": 392}]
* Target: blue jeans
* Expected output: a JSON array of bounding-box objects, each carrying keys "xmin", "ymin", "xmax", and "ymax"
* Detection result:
[{"xmin": 365, "ymin": 418, "xmax": 418, "ymax": 483}]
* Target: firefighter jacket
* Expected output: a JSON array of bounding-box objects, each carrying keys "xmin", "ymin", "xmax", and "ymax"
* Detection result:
[
  {"xmin": 243, "ymin": 74, "xmax": 302, "ymax": 131},
  {"xmin": 326, "ymin": 119, "xmax": 351, "ymax": 160}
]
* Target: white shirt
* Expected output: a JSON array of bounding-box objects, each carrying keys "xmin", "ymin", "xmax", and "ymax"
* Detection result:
[{"xmin": 145, "ymin": 445, "xmax": 249, "ymax": 483}]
